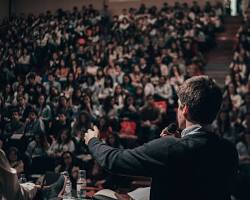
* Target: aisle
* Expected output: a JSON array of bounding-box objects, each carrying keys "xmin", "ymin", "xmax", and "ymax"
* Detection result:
[{"xmin": 205, "ymin": 16, "xmax": 242, "ymax": 87}]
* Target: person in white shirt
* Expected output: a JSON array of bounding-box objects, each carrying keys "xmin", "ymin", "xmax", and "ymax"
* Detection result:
[{"xmin": 154, "ymin": 76, "xmax": 173, "ymax": 101}]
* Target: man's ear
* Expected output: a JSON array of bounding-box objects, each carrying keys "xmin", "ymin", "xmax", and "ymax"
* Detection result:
[{"xmin": 182, "ymin": 105, "xmax": 189, "ymax": 119}]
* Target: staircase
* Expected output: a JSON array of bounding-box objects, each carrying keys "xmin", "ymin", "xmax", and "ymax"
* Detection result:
[{"xmin": 205, "ymin": 16, "xmax": 242, "ymax": 87}]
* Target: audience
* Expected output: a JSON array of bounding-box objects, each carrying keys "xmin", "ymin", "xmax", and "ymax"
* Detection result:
[{"xmin": 3, "ymin": 1, "xmax": 246, "ymax": 193}]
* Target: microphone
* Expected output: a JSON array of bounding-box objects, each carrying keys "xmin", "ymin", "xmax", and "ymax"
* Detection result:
[{"xmin": 160, "ymin": 123, "xmax": 181, "ymax": 138}]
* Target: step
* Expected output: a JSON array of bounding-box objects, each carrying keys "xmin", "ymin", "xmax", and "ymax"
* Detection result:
[
  {"xmin": 224, "ymin": 16, "xmax": 243, "ymax": 23},
  {"xmin": 205, "ymin": 16, "xmax": 241, "ymax": 88},
  {"xmin": 206, "ymin": 59, "xmax": 232, "ymax": 65},
  {"xmin": 205, "ymin": 72, "xmax": 227, "ymax": 87},
  {"xmin": 205, "ymin": 63, "xmax": 230, "ymax": 70}
]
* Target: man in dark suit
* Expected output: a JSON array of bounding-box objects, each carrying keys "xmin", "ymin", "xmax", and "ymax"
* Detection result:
[{"xmin": 84, "ymin": 76, "xmax": 239, "ymax": 200}]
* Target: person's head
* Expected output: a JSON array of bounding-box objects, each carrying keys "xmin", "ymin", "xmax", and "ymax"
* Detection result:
[
  {"xmin": 221, "ymin": 96, "xmax": 232, "ymax": 111},
  {"xmin": 146, "ymin": 95, "xmax": 155, "ymax": 107},
  {"xmin": 34, "ymin": 133, "xmax": 48, "ymax": 147},
  {"xmin": 38, "ymin": 94, "xmax": 46, "ymax": 106},
  {"xmin": 12, "ymin": 110, "xmax": 20, "ymax": 121},
  {"xmin": 36, "ymin": 84, "xmax": 44, "ymax": 94},
  {"xmin": 58, "ymin": 111, "xmax": 67, "ymax": 123},
  {"xmin": 7, "ymin": 147, "xmax": 19, "ymax": 162},
  {"xmin": 67, "ymin": 72, "xmax": 74, "ymax": 83},
  {"xmin": 133, "ymin": 65, "xmax": 140, "ymax": 73},
  {"xmin": 142, "ymin": 75, "xmax": 149, "ymax": 85},
  {"xmin": 124, "ymin": 95, "xmax": 134, "ymax": 107},
  {"xmin": 104, "ymin": 75, "xmax": 113, "ymax": 88},
  {"xmin": 60, "ymin": 59, "xmax": 65, "ymax": 67},
  {"xmin": 114, "ymin": 84, "xmax": 122, "ymax": 95},
  {"xmin": 61, "ymin": 151, "xmax": 73, "ymax": 167},
  {"xmin": 159, "ymin": 76, "xmax": 166, "ymax": 85},
  {"xmin": 18, "ymin": 95, "xmax": 26, "ymax": 106},
  {"xmin": 99, "ymin": 116, "xmax": 109, "ymax": 129},
  {"xmin": 106, "ymin": 132, "xmax": 121, "ymax": 148},
  {"xmin": 48, "ymin": 73, "xmax": 55, "ymax": 82},
  {"xmin": 59, "ymin": 96, "xmax": 68, "ymax": 107},
  {"xmin": 50, "ymin": 86, "xmax": 59, "ymax": 96},
  {"xmin": 78, "ymin": 111, "xmax": 91, "ymax": 127},
  {"xmin": 228, "ymin": 83, "xmax": 236, "ymax": 95},
  {"xmin": 97, "ymin": 68, "xmax": 104, "ymax": 79},
  {"xmin": 151, "ymin": 65, "xmax": 161, "ymax": 76},
  {"xmin": 82, "ymin": 94, "xmax": 91, "ymax": 105},
  {"xmin": 135, "ymin": 86, "xmax": 143, "ymax": 96},
  {"xmin": 28, "ymin": 109, "xmax": 38, "ymax": 121},
  {"xmin": 17, "ymin": 84, "xmax": 25, "ymax": 94},
  {"xmin": 59, "ymin": 129, "xmax": 71, "ymax": 144},
  {"xmin": 28, "ymin": 73, "xmax": 36, "ymax": 84},
  {"xmin": 140, "ymin": 57, "xmax": 146, "ymax": 65},
  {"xmin": 5, "ymin": 84, "xmax": 12, "ymax": 94},
  {"xmin": 123, "ymin": 74, "xmax": 131, "ymax": 85},
  {"xmin": 102, "ymin": 96, "xmax": 114, "ymax": 114},
  {"xmin": 177, "ymin": 76, "xmax": 222, "ymax": 129},
  {"xmin": 155, "ymin": 56, "xmax": 162, "ymax": 65}
]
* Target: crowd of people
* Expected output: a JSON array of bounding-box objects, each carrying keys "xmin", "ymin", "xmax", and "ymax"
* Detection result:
[
  {"xmin": 0, "ymin": 1, "xmax": 227, "ymax": 191},
  {"xmin": 219, "ymin": 8, "xmax": 250, "ymax": 179}
]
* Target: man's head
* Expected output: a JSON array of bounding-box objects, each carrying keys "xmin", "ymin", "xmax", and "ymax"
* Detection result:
[
  {"xmin": 28, "ymin": 109, "xmax": 38, "ymax": 121},
  {"xmin": 58, "ymin": 111, "xmax": 67, "ymax": 123},
  {"xmin": 28, "ymin": 73, "xmax": 36, "ymax": 85},
  {"xmin": 12, "ymin": 111, "xmax": 20, "ymax": 121},
  {"xmin": 18, "ymin": 95, "xmax": 26, "ymax": 106},
  {"xmin": 146, "ymin": 95, "xmax": 155, "ymax": 107},
  {"xmin": 177, "ymin": 76, "xmax": 222, "ymax": 129}
]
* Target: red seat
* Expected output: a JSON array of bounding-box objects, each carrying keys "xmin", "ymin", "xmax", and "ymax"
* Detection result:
[
  {"xmin": 154, "ymin": 101, "xmax": 167, "ymax": 112},
  {"xmin": 120, "ymin": 120, "xmax": 137, "ymax": 139}
]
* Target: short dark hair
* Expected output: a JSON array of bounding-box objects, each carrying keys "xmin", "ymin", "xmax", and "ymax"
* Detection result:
[{"xmin": 177, "ymin": 76, "xmax": 222, "ymax": 124}]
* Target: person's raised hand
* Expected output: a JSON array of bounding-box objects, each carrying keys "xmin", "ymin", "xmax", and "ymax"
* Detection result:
[{"xmin": 84, "ymin": 126, "xmax": 99, "ymax": 145}]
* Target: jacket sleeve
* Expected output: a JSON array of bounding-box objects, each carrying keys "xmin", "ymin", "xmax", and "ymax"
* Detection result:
[{"xmin": 88, "ymin": 137, "xmax": 179, "ymax": 177}]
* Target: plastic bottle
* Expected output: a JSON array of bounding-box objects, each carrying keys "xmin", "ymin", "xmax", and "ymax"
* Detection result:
[
  {"xmin": 61, "ymin": 171, "xmax": 72, "ymax": 199},
  {"xmin": 76, "ymin": 170, "xmax": 87, "ymax": 198}
]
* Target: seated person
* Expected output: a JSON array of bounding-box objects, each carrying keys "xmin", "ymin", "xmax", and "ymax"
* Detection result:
[
  {"xmin": 139, "ymin": 95, "xmax": 161, "ymax": 143},
  {"xmin": 24, "ymin": 109, "xmax": 45, "ymax": 137},
  {"xmin": 48, "ymin": 128, "xmax": 75, "ymax": 158},
  {"xmin": 0, "ymin": 148, "xmax": 66, "ymax": 200},
  {"xmin": 50, "ymin": 111, "xmax": 71, "ymax": 137},
  {"xmin": 55, "ymin": 151, "xmax": 82, "ymax": 189},
  {"xmin": 25, "ymin": 133, "xmax": 50, "ymax": 162},
  {"xmin": 236, "ymin": 130, "xmax": 250, "ymax": 165},
  {"xmin": 3, "ymin": 109, "xmax": 25, "ymax": 139},
  {"xmin": 7, "ymin": 146, "xmax": 24, "ymax": 176}
]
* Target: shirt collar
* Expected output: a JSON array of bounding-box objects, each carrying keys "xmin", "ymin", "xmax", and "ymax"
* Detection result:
[
  {"xmin": 181, "ymin": 124, "xmax": 213, "ymax": 138},
  {"xmin": 181, "ymin": 124, "xmax": 202, "ymax": 138}
]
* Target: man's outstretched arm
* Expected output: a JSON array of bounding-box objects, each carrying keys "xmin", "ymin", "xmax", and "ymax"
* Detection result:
[{"xmin": 85, "ymin": 126, "xmax": 178, "ymax": 177}]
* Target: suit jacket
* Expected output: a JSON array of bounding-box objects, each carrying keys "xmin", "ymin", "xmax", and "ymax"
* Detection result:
[
  {"xmin": 0, "ymin": 149, "xmax": 37, "ymax": 200},
  {"xmin": 88, "ymin": 126, "xmax": 239, "ymax": 200}
]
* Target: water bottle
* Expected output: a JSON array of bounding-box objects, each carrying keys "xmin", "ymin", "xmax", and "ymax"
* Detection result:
[
  {"xmin": 61, "ymin": 171, "xmax": 72, "ymax": 199},
  {"xmin": 77, "ymin": 170, "xmax": 87, "ymax": 198}
]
